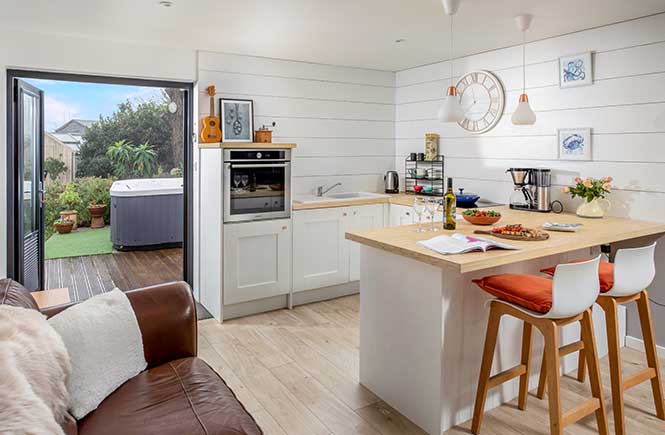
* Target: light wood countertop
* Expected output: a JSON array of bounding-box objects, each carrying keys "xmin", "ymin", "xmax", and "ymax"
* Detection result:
[
  {"xmin": 292, "ymin": 193, "xmax": 429, "ymax": 211},
  {"xmin": 345, "ymin": 206, "xmax": 665, "ymax": 274},
  {"xmin": 199, "ymin": 142, "xmax": 297, "ymax": 149}
]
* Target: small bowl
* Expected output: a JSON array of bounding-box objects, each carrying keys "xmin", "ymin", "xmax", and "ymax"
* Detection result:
[
  {"xmin": 413, "ymin": 185, "xmax": 423, "ymax": 193},
  {"xmin": 422, "ymin": 186, "xmax": 433, "ymax": 194},
  {"xmin": 462, "ymin": 215, "xmax": 502, "ymax": 226}
]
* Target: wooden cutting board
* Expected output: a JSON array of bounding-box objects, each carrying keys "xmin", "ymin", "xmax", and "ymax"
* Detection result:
[{"xmin": 474, "ymin": 229, "xmax": 550, "ymax": 241}]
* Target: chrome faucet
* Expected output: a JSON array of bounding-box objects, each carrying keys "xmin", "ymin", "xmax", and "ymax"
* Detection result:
[{"xmin": 316, "ymin": 182, "xmax": 342, "ymax": 197}]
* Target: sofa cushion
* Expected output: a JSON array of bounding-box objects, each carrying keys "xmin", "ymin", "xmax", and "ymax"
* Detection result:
[
  {"xmin": 0, "ymin": 279, "xmax": 39, "ymax": 311},
  {"xmin": 77, "ymin": 357, "xmax": 262, "ymax": 435}
]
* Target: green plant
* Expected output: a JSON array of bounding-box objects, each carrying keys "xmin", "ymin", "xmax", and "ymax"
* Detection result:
[
  {"xmin": 132, "ymin": 142, "xmax": 157, "ymax": 177},
  {"xmin": 106, "ymin": 139, "xmax": 134, "ymax": 179},
  {"xmin": 44, "ymin": 157, "xmax": 67, "ymax": 181},
  {"xmin": 58, "ymin": 184, "xmax": 82, "ymax": 211},
  {"xmin": 54, "ymin": 217, "xmax": 72, "ymax": 226},
  {"xmin": 563, "ymin": 176, "xmax": 613, "ymax": 202}
]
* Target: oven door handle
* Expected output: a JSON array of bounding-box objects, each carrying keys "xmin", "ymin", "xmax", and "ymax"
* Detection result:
[{"xmin": 229, "ymin": 163, "xmax": 289, "ymax": 169}]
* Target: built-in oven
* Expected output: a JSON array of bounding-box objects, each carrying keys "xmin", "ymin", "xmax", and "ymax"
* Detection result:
[{"xmin": 223, "ymin": 149, "xmax": 291, "ymax": 223}]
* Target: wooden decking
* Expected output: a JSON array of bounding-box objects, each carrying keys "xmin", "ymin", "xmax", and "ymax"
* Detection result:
[{"xmin": 45, "ymin": 248, "xmax": 183, "ymax": 302}]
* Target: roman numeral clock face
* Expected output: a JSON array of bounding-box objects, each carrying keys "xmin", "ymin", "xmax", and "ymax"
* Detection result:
[{"xmin": 455, "ymin": 71, "xmax": 505, "ymax": 134}]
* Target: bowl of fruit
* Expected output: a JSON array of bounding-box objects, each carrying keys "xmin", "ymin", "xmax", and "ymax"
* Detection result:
[{"xmin": 462, "ymin": 209, "xmax": 502, "ymax": 225}]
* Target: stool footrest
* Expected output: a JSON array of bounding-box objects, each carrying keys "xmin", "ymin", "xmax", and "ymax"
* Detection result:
[
  {"xmin": 623, "ymin": 368, "xmax": 656, "ymax": 391},
  {"xmin": 559, "ymin": 340, "xmax": 584, "ymax": 357},
  {"xmin": 487, "ymin": 364, "xmax": 527, "ymax": 389},
  {"xmin": 562, "ymin": 398, "xmax": 601, "ymax": 427}
]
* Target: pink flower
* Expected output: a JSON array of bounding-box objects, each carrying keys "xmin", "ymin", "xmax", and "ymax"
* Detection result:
[
  {"xmin": 602, "ymin": 183, "xmax": 611, "ymax": 191},
  {"xmin": 583, "ymin": 179, "xmax": 593, "ymax": 188},
  {"xmin": 574, "ymin": 177, "xmax": 582, "ymax": 183},
  {"xmin": 606, "ymin": 176, "xmax": 613, "ymax": 182},
  {"xmin": 562, "ymin": 186, "xmax": 570, "ymax": 193}
]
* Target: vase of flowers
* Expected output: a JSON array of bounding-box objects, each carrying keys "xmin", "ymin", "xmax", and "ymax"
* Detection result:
[{"xmin": 563, "ymin": 177, "xmax": 612, "ymax": 218}]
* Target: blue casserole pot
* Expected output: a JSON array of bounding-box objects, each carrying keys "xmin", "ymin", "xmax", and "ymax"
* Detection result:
[{"xmin": 455, "ymin": 188, "xmax": 480, "ymax": 207}]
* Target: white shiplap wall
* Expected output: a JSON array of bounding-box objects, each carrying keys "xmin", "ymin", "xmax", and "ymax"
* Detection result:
[
  {"xmin": 395, "ymin": 13, "xmax": 665, "ymax": 345},
  {"xmin": 197, "ymin": 52, "xmax": 396, "ymax": 195}
]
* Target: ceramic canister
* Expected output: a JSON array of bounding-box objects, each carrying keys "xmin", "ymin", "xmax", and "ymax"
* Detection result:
[{"xmin": 425, "ymin": 133, "xmax": 439, "ymax": 161}]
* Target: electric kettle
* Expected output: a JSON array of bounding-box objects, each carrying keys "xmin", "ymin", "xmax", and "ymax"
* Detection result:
[{"xmin": 384, "ymin": 171, "xmax": 399, "ymax": 194}]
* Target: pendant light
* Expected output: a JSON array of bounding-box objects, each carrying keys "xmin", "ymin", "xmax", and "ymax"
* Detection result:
[
  {"xmin": 437, "ymin": 0, "xmax": 463, "ymax": 123},
  {"xmin": 511, "ymin": 14, "xmax": 536, "ymax": 125}
]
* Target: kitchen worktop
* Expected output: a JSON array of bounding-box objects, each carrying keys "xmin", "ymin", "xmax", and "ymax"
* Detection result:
[
  {"xmin": 293, "ymin": 192, "xmax": 439, "ymax": 210},
  {"xmin": 346, "ymin": 206, "xmax": 665, "ymax": 274}
]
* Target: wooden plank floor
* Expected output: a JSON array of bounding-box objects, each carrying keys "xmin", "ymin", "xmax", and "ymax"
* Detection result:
[
  {"xmin": 198, "ymin": 295, "xmax": 665, "ymax": 435},
  {"xmin": 44, "ymin": 248, "xmax": 183, "ymax": 302}
]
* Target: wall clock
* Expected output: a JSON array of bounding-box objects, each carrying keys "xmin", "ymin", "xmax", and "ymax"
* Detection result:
[{"xmin": 455, "ymin": 70, "xmax": 505, "ymax": 133}]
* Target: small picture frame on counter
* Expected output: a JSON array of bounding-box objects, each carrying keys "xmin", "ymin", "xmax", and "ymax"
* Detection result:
[
  {"xmin": 558, "ymin": 128, "xmax": 592, "ymax": 161},
  {"xmin": 220, "ymin": 98, "xmax": 254, "ymax": 142}
]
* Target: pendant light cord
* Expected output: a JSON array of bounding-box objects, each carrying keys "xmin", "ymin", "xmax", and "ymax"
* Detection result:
[
  {"xmin": 521, "ymin": 29, "xmax": 526, "ymax": 94},
  {"xmin": 449, "ymin": 14, "xmax": 454, "ymax": 86}
]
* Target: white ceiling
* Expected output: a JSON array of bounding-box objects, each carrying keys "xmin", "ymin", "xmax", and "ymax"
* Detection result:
[{"xmin": 3, "ymin": 0, "xmax": 665, "ymax": 71}]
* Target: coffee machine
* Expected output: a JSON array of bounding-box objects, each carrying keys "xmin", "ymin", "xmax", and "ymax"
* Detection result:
[{"xmin": 506, "ymin": 167, "xmax": 562, "ymax": 213}]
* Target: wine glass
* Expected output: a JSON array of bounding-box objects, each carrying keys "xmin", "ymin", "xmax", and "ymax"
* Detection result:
[
  {"xmin": 426, "ymin": 198, "xmax": 440, "ymax": 232},
  {"xmin": 413, "ymin": 198, "xmax": 427, "ymax": 233},
  {"xmin": 240, "ymin": 174, "xmax": 249, "ymax": 189},
  {"xmin": 233, "ymin": 174, "xmax": 241, "ymax": 190}
]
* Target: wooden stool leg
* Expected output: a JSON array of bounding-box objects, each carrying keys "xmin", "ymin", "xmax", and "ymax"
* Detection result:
[
  {"xmin": 519, "ymin": 322, "xmax": 534, "ymax": 410},
  {"xmin": 536, "ymin": 349, "xmax": 548, "ymax": 399},
  {"xmin": 598, "ymin": 296, "xmax": 626, "ymax": 435},
  {"xmin": 541, "ymin": 321, "xmax": 563, "ymax": 435},
  {"xmin": 580, "ymin": 308, "xmax": 610, "ymax": 435},
  {"xmin": 576, "ymin": 327, "xmax": 587, "ymax": 382},
  {"xmin": 472, "ymin": 303, "xmax": 503, "ymax": 434},
  {"xmin": 636, "ymin": 290, "xmax": 665, "ymax": 420}
]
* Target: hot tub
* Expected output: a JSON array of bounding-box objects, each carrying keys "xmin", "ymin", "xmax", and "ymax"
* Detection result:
[{"xmin": 110, "ymin": 178, "xmax": 183, "ymax": 250}]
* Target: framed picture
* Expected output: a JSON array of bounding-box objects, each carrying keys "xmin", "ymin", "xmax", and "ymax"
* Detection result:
[
  {"xmin": 559, "ymin": 52, "xmax": 593, "ymax": 88},
  {"xmin": 558, "ymin": 128, "xmax": 592, "ymax": 161},
  {"xmin": 220, "ymin": 98, "xmax": 254, "ymax": 142}
]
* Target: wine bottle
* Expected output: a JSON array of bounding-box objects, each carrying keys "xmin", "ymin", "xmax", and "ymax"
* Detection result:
[{"xmin": 444, "ymin": 177, "xmax": 456, "ymax": 230}]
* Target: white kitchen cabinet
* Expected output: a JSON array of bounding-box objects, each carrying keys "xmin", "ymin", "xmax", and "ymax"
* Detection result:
[
  {"xmin": 348, "ymin": 204, "xmax": 384, "ymax": 281},
  {"xmin": 389, "ymin": 204, "xmax": 414, "ymax": 227},
  {"xmin": 223, "ymin": 219, "xmax": 292, "ymax": 305},
  {"xmin": 293, "ymin": 208, "xmax": 349, "ymax": 292}
]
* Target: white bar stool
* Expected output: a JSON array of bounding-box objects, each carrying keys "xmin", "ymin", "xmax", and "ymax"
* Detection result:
[
  {"xmin": 538, "ymin": 243, "xmax": 665, "ymax": 435},
  {"xmin": 472, "ymin": 256, "xmax": 609, "ymax": 435}
]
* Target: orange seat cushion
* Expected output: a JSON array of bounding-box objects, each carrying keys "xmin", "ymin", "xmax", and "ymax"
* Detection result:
[
  {"xmin": 540, "ymin": 260, "xmax": 614, "ymax": 292},
  {"xmin": 473, "ymin": 274, "xmax": 553, "ymax": 314}
]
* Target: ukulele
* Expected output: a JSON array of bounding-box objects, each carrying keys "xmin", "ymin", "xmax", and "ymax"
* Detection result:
[{"xmin": 200, "ymin": 86, "xmax": 222, "ymax": 143}]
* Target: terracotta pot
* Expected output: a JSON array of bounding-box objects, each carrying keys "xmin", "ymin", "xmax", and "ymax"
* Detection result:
[
  {"xmin": 60, "ymin": 210, "xmax": 78, "ymax": 229},
  {"xmin": 54, "ymin": 222, "xmax": 73, "ymax": 234},
  {"xmin": 87, "ymin": 204, "xmax": 107, "ymax": 229}
]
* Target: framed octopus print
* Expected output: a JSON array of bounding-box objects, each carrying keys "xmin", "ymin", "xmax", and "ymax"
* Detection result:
[
  {"xmin": 220, "ymin": 98, "xmax": 254, "ymax": 142},
  {"xmin": 559, "ymin": 52, "xmax": 593, "ymax": 88},
  {"xmin": 558, "ymin": 128, "xmax": 592, "ymax": 161}
]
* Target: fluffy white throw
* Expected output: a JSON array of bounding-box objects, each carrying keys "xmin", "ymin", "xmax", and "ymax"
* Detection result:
[
  {"xmin": 49, "ymin": 289, "xmax": 147, "ymax": 419},
  {"xmin": 0, "ymin": 305, "xmax": 71, "ymax": 435}
]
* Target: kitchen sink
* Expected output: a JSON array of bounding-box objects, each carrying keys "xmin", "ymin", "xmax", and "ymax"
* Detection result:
[{"xmin": 294, "ymin": 191, "xmax": 390, "ymax": 204}]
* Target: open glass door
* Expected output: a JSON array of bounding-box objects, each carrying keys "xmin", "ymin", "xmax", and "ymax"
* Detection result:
[{"xmin": 11, "ymin": 80, "xmax": 44, "ymax": 291}]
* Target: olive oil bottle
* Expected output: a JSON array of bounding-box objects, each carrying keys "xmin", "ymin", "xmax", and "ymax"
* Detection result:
[{"xmin": 444, "ymin": 177, "xmax": 456, "ymax": 230}]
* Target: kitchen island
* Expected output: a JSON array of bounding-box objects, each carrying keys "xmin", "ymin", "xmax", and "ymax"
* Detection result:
[{"xmin": 345, "ymin": 207, "xmax": 665, "ymax": 435}]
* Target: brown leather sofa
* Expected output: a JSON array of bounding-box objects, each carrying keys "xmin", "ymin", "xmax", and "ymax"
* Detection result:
[{"xmin": 0, "ymin": 279, "xmax": 263, "ymax": 435}]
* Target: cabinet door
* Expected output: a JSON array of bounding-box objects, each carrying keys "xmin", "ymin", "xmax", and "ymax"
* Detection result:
[
  {"xmin": 348, "ymin": 204, "xmax": 384, "ymax": 281},
  {"xmin": 389, "ymin": 204, "xmax": 414, "ymax": 227},
  {"xmin": 293, "ymin": 208, "xmax": 348, "ymax": 292},
  {"xmin": 223, "ymin": 219, "xmax": 292, "ymax": 305}
]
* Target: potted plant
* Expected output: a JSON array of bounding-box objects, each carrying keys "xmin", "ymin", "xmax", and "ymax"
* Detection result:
[
  {"xmin": 58, "ymin": 184, "xmax": 82, "ymax": 229},
  {"xmin": 563, "ymin": 176, "xmax": 613, "ymax": 218},
  {"xmin": 53, "ymin": 218, "xmax": 74, "ymax": 234},
  {"xmin": 87, "ymin": 199, "xmax": 107, "ymax": 229}
]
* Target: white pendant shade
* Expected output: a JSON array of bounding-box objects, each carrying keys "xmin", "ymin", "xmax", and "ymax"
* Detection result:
[
  {"xmin": 511, "ymin": 94, "xmax": 536, "ymax": 125},
  {"xmin": 438, "ymin": 95, "xmax": 463, "ymax": 123}
]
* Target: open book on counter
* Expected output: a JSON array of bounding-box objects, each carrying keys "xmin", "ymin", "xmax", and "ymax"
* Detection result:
[{"xmin": 417, "ymin": 233, "xmax": 519, "ymax": 255}]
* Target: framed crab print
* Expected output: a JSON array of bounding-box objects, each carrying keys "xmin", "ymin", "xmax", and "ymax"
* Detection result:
[
  {"xmin": 220, "ymin": 98, "xmax": 254, "ymax": 142},
  {"xmin": 558, "ymin": 128, "xmax": 592, "ymax": 161},
  {"xmin": 559, "ymin": 52, "xmax": 593, "ymax": 88}
]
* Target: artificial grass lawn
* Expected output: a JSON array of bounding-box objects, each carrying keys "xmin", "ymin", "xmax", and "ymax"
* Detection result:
[{"xmin": 45, "ymin": 226, "xmax": 113, "ymax": 260}]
